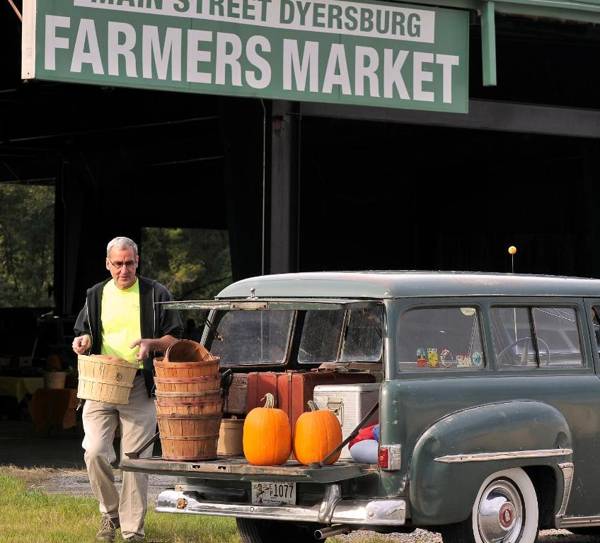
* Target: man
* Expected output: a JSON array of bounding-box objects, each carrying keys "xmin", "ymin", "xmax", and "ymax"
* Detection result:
[{"xmin": 72, "ymin": 236, "xmax": 182, "ymax": 542}]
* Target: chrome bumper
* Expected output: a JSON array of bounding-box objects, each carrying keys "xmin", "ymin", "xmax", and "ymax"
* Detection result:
[{"xmin": 156, "ymin": 488, "xmax": 406, "ymax": 526}]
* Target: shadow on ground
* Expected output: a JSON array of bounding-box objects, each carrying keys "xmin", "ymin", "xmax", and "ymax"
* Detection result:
[
  {"xmin": 0, "ymin": 420, "xmax": 84, "ymax": 468},
  {"xmin": 0, "ymin": 420, "xmax": 177, "ymax": 499}
]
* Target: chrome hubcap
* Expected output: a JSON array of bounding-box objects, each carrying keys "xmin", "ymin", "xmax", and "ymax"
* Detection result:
[{"xmin": 477, "ymin": 479, "xmax": 523, "ymax": 543}]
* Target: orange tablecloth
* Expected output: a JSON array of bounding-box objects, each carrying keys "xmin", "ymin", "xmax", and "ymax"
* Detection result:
[{"xmin": 30, "ymin": 388, "xmax": 79, "ymax": 433}]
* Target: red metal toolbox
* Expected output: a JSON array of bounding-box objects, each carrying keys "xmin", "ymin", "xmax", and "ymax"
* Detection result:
[
  {"xmin": 246, "ymin": 371, "xmax": 375, "ymax": 431},
  {"xmin": 246, "ymin": 371, "xmax": 278, "ymax": 415}
]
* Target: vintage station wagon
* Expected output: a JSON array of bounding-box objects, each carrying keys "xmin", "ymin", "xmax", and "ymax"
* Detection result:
[{"xmin": 122, "ymin": 271, "xmax": 600, "ymax": 543}]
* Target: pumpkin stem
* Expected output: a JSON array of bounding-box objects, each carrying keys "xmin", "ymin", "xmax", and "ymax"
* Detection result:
[
  {"xmin": 307, "ymin": 400, "xmax": 319, "ymax": 412},
  {"xmin": 261, "ymin": 392, "xmax": 275, "ymax": 408}
]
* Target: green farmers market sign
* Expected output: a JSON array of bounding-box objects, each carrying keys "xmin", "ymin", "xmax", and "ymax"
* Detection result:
[{"xmin": 22, "ymin": 0, "xmax": 469, "ymax": 112}]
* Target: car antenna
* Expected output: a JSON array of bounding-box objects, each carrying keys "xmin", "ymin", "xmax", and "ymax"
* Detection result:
[{"xmin": 508, "ymin": 245, "xmax": 517, "ymax": 273}]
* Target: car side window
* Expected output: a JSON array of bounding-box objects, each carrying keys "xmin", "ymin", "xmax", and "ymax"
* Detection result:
[
  {"xmin": 490, "ymin": 308, "xmax": 537, "ymax": 368},
  {"xmin": 396, "ymin": 307, "xmax": 485, "ymax": 371},
  {"xmin": 491, "ymin": 306, "xmax": 582, "ymax": 368},
  {"xmin": 591, "ymin": 306, "xmax": 600, "ymax": 353}
]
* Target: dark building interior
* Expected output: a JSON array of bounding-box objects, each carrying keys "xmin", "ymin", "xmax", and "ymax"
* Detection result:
[
  {"xmin": 298, "ymin": 120, "xmax": 598, "ymax": 275},
  {"xmin": 1, "ymin": 4, "xmax": 600, "ymax": 389}
]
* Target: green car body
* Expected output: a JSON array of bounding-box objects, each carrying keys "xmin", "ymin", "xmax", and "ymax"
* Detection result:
[{"xmin": 122, "ymin": 271, "xmax": 600, "ymax": 543}]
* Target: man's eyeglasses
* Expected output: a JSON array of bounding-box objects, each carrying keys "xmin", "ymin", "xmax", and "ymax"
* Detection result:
[{"xmin": 108, "ymin": 259, "xmax": 137, "ymax": 270}]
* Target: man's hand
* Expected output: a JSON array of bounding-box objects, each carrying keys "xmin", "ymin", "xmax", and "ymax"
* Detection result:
[
  {"xmin": 131, "ymin": 335, "xmax": 179, "ymax": 361},
  {"xmin": 130, "ymin": 338, "xmax": 156, "ymax": 361},
  {"xmin": 72, "ymin": 334, "xmax": 91, "ymax": 354}
]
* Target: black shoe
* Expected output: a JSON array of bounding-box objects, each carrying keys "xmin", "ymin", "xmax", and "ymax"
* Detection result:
[{"xmin": 95, "ymin": 514, "xmax": 120, "ymax": 542}]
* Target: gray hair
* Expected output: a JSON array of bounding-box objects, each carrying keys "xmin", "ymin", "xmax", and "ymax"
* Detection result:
[{"xmin": 106, "ymin": 236, "xmax": 138, "ymax": 257}]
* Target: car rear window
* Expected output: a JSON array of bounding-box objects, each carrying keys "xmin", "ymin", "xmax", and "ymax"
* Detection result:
[
  {"xmin": 298, "ymin": 306, "xmax": 383, "ymax": 364},
  {"xmin": 209, "ymin": 310, "xmax": 294, "ymax": 366}
]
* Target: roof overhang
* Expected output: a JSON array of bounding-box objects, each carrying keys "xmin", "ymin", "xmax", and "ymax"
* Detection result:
[
  {"xmin": 418, "ymin": 0, "xmax": 600, "ymax": 24},
  {"xmin": 412, "ymin": 0, "xmax": 600, "ymax": 88}
]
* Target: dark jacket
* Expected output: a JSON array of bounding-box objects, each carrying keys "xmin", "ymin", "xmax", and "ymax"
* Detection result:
[{"xmin": 74, "ymin": 276, "xmax": 183, "ymax": 396}]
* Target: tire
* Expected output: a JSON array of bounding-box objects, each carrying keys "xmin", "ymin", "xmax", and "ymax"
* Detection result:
[
  {"xmin": 441, "ymin": 468, "xmax": 539, "ymax": 543},
  {"xmin": 236, "ymin": 518, "xmax": 317, "ymax": 543}
]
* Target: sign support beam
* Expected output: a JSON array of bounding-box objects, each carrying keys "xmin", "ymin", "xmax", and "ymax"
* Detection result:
[
  {"xmin": 269, "ymin": 100, "xmax": 299, "ymax": 275},
  {"xmin": 481, "ymin": 0, "xmax": 497, "ymax": 86}
]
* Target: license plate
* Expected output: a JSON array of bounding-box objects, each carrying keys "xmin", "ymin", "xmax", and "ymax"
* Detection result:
[{"xmin": 251, "ymin": 481, "xmax": 296, "ymax": 505}]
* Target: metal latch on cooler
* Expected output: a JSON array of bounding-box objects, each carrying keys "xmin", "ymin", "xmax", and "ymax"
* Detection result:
[{"xmin": 326, "ymin": 398, "xmax": 344, "ymax": 425}]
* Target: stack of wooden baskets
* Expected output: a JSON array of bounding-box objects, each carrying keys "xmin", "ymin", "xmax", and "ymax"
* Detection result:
[{"xmin": 154, "ymin": 340, "xmax": 222, "ymax": 461}]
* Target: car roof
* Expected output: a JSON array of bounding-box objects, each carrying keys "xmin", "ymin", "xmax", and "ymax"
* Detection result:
[{"xmin": 216, "ymin": 271, "xmax": 600, "ymax": 299}]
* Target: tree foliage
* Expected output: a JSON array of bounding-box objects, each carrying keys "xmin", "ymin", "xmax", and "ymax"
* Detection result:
[
  {"xmin": 0, "ymin": 184, "xmax": 54, "ymax": 308},
  {"xmin": 141, "ymin": 227, "xmax": 232, "ymax": 300}
]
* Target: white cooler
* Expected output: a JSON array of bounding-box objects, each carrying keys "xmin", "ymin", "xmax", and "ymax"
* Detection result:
[{"xmin": 312, "ymin": 382, "xmax": 380, "ymax": 459}]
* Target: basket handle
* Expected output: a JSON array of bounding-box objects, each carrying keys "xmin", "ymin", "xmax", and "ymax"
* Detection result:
[{"xmin": 124, "ymin": 431, "xmax": 160, "ymax": 459}]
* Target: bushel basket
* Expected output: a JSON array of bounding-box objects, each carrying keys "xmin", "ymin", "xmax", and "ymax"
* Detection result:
[
  {"xmin": 77, "ymin": 355, "xmax": 137, "ymax": 405},
  {"xmin": 154, "ymin": 358, "xmax": 219, "ymax": 378},
  {"xmin": 155, "ymin": 389, "xmax": 223, "ymax": 416},
  {"xmin": 157, "ymin": 413, "xmax": 222, "ymax": 461},
  {"xmin": 164, "ymin": 340, "xmax": 220, "ymax": 364},
  {"xmin": 154, "ymin": 341, "xmax": 223, "ymax": 460},
  {"xmin": 154, "ymin": 374, "xmax": 220, "ymax": 393}
]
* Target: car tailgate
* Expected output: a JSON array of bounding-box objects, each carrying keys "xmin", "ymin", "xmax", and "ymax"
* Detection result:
[{"xmin": 120, "ymin": 456, "xmax": 377, "ymax": 483}]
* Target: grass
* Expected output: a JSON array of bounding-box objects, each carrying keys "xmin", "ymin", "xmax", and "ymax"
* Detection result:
[
  {"xmin": 0, "ymin": 467, "xmax": 404, "ymax": 543},
  {"xmin": 0, "ymin": 468, "xmax": 238, "ymax": 543}
]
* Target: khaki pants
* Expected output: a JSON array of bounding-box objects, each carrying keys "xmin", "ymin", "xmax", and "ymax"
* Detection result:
[{"xmin": 82, "ymin": 375, "xmax": 156, "ymax": 538}]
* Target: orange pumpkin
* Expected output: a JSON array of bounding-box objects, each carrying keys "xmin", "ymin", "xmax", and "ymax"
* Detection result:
[
  {"xmin": 293, "ymin": 401, "xmax": 343, "ymax": 465},
  {"xmin": 243, "ymin": 393, "xmax": 291, "ymax": 465}
]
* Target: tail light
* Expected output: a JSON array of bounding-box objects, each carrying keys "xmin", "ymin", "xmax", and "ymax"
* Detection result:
[{"xmin": 378, "ymin": 444, "xmax": 402, "ymax": 470}]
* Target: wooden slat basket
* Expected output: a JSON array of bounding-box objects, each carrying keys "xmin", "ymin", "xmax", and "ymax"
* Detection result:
[
  {"xmin": 155, "ymin": 389, "xmax": 223, "ymax": 416},
  {"xmin": 77, "ymin": 355, "xmax": 137, "ymax": 405},
  {"xmin": 154, "ymin": 375, "xmax": 220, "ymax": 393},
  {"xmin": 164, "ymin": 340, "xmax": 220, "ymax": 364},
  {"xmin": 154, "ymin": 358, "xmax": 219, "ymax": 378},
  {"xmin": 158, "ymin": 413, "xmax": 222, "ymax": 461},
  {"xmin": 154, "ymin": 340, "xmax": 223, "ymax": 460}
]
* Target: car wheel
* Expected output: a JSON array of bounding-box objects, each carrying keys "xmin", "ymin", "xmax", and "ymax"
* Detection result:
[
  {"xmin": 441, "ymin": 468, "xmax": 539, "ymax": 543},
  {"xmin": 236, "ymin": 518, "xmax": 317, "ymax": 543}
]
